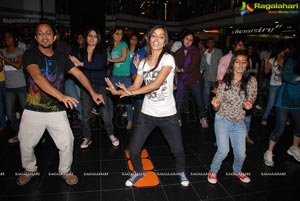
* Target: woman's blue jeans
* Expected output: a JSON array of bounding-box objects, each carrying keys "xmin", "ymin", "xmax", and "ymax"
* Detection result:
[
  {"xmin": 210, "ymin": 113, "xmax": 247, "ymax": 173},
  {"xmin": 0, "ymin": 81, "xmax": 7, "ymax": 129},
  {"xmin": 262, "ymin": 85, "xmax": 281, "ymax": 120},
  {"xmin": 5, "ymin": 86, "xmax": 27, "ymax": 135}
]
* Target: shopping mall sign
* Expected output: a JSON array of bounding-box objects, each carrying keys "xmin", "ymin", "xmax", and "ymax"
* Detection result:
[
  {"xmin": 240, "ymin": 2, "xmax": 299, "ymax": 16},
  {"xmin": 230, "ymin": 23, "xmax": 298, "ymax": 35}
]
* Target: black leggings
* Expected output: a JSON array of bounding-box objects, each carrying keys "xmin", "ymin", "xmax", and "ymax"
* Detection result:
[{"xmin": 128, "ymin": 113, "xmax": 186, "ymax": 173}]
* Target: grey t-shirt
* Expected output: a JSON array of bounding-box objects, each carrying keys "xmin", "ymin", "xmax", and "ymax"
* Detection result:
[{"xmin": 0, "ymin": 47, "xmax": 26, "ymax": 88}]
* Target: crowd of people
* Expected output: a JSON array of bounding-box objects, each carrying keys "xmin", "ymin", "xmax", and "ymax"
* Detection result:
[{"xmin": 0, "ymin": 19, "xmax": 299, "ymax": 187}]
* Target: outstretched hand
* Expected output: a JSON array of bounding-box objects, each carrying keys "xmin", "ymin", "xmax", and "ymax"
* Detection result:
[
  {"xmin": 115, "ymin": 82, "xmax": 131, "ymax": 98},
  {"xmin": 105, "ymin": 77, "xmax": 118, "ymax": 95},
  {"xmin": 69, "ymin": 55, "xmax": 83, "ymax": 67}
]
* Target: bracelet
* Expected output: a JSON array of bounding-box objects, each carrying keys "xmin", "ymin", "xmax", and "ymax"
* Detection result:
[{"xmin": 130, "ymin": 90, "xmax": 133, "ymax": 96}]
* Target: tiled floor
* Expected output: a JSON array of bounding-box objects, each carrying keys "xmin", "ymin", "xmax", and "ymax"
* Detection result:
[{"xmin": 0, "ymin": 113, "xmax": 300, "ymax": 201}]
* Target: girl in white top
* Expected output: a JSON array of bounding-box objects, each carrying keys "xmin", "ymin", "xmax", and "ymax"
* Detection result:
[
  {"xmin": 261, "ymin": 47, "xmax": 288, "ymax": 124},
  {"xmin": 105, "ymin": 25, "xmax": 189, "ymax": 187}
]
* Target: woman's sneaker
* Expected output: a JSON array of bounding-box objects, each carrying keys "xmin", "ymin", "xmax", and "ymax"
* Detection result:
[
  {"xmin": 179, "ymin": 172, "xmax": 189, "ymax": 187},
  {"xmin": 287, "ymin": 146, "xmax": 300, "ymax": 162},
  {"xmin": 125, "ymin": 173, "xmax": 144, "ymax": 187},
  {"xmin": 207, "ymin": 171, "xmax": 217, "ymax": 184},
  {"xmin": 80, "ymin": 138, "xmax": 92, "ymax": 149},
  {"xmin": 264, "ymin": 150, "xmax": 274, "ymax": 167},
  {"xmin": 8, "ymin": 136, "xmax": 19, "ymax": 144},
  {"xmin": 234, "ymin": 173, "xmax": 251, "ymax": 183},
  {"xmin": 109, "ymin": 135, "xmax": 119, "ymax": 147}
]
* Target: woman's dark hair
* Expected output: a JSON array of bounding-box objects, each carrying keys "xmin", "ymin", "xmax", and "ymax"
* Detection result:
[
  {"xmin": 181, "ymin": 30, "xmax": 195, "ymax": 46},
  {"xmin": 144, "ymin": 25, "xmax": 171, "ymax": 72},
  {"xmin": 231, "ymin": 36, "xmax": 246, "ymax": 50},
  {"xmin": 81, "ymin": 27, "xmax": 104, "ymax": 62},
  {"xmin": 72, "ymin": 32, "xmax": 84, "ymax": 49},
  {"xmin": 108, "ymin": 27, "xmax": 123, "ymax": 55},
  {"xmin": 127, "ymin": 33, "xmax": 140, "ymax": 52},
  {"xmin": 3, "ymin": 28, "xmax": 19, "ymax": 48},
  {"xmin": 223, "ymin": 49, "xmax": 251, "ymax": 97}
]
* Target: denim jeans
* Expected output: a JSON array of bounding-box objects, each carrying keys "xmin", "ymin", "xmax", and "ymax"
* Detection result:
[
  {"xmin": 128, "ymin": 113, "xmax": 185, "ymax": 173},
  {"xmin": 65, "ymin": 78, "xmax": 82, "ymax": 120},
  {"xmin": 5, "ymin": 86, "xmax": 26, "ymax": 135},
  {"xmin": 210, "ymin": 113, "xmax": 247, "ymax": 173},
  {"xmin": 81, "ymin": 86, "xmax": 114, "ymax": 140},
  {"xmin": 269, "ymin": 108, "xmax": 300, "ymax": 141},
  {"xmin": 176, "ymin": 81, "xmax": 206, "ymax": 120},
  {"xmin": 203, "ymin": 80, "xmax": 217, "ymax": 107},
  {"xmin": 262, "ymin": 85, "xmax": 281, "ymax": 120},
  {"xmin": 244, "ymin": 115, "xmax": 251, "ymax": 133},
  {"xmin": 0, "ymin": 81, "xmax": 7, "ymax": 129},
  {"xmin": 110, "ymin": 75, "xmax": 133, "ymax": 122}
]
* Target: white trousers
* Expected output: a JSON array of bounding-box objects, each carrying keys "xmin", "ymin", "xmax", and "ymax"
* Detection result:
[{"xmin": 18, "ymin": 109, "xmax": 74, "ymax": 174}]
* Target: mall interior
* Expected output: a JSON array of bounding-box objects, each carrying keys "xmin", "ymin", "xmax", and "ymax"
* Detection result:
[{"xmin": 0, "ymin": 0, "xmax": 300, "ymax": 201}]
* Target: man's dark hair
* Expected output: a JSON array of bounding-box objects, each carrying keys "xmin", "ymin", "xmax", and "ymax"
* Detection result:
[{"xmin": 35, "ymin": 18, "xmax": 56, "ymax": 36}]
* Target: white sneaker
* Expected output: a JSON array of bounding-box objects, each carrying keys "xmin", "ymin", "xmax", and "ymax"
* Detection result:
[
  {"xmin": 80, "ymin": 138, "xmax": 92, "ymax": 149},
  {"xmin": 125, "ymin": 173, "xmax": 144, "ymax": 187},
  {"xmin": 200, "ymin": 118, "xmax": 208, "ymax": 128},
  {"xmin": 8, "ymin": 136, "xmax": 19, "ymax": 144},
  {"xmin": 179, "ymin": 172, "xmax": 190, "ymax": 187},
  {"xmin": 287, "ymin": 146, "xmax": 300, "ymax": 162},
  {"xmin": 109, "ymin": 135, "xmax": 119, "ymax": 147},
  {"xmin": 264, "ymin": 150, "xmax": 274, "ymax": 167}
]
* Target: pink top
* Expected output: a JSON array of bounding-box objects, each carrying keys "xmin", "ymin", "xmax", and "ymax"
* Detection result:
[{"xmin": 217, "ymin": 51, "xmax": 233, "ymax": 81}]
